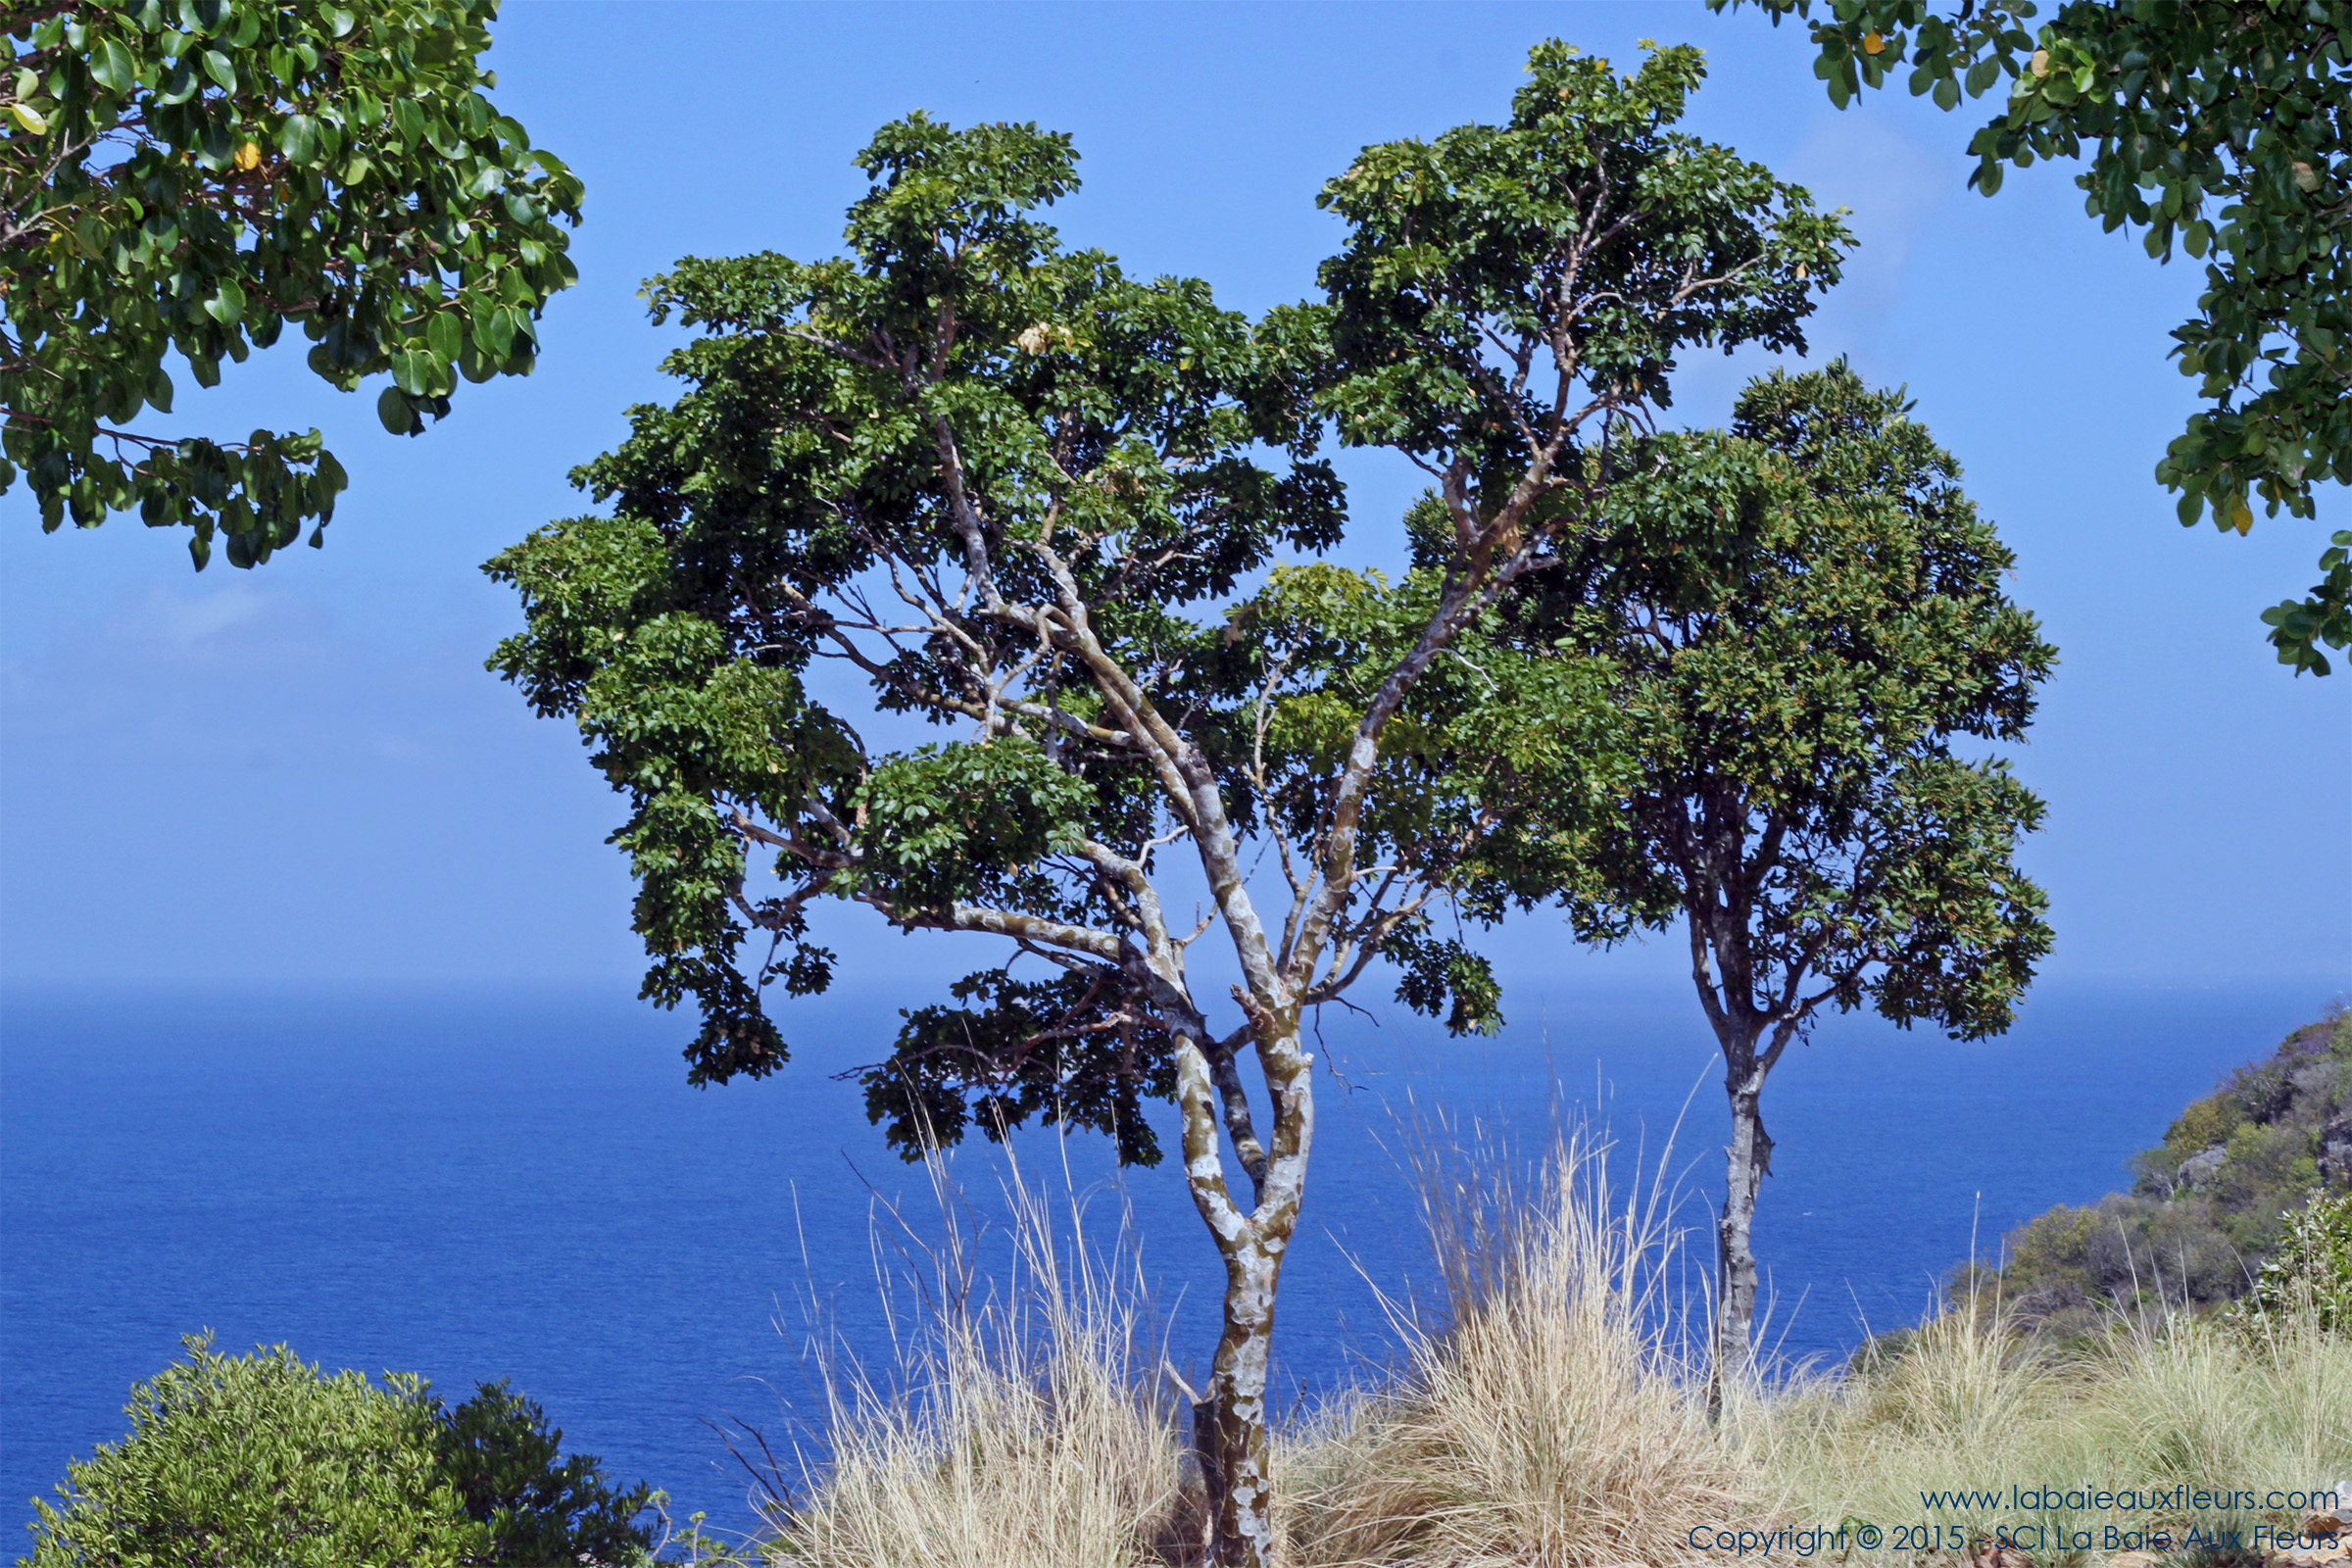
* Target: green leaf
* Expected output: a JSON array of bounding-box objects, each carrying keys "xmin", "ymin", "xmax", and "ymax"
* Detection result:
[
  {"xmin": 474, "ymin": 303, "xmax": 516, "ymax": 360},
  {"xmin": 279, "ymin": 114, "xmax": 318, "ymax": 166},
  {"xmin": 389, "ymin": 348, "xmax": 431, "ymax": 397},
  {"xmin": 203, "ymin": 277, "xmax": 247, "ymax": 324},
  {"xmin": 90, "ymin": 36, "xmax": 136, "ymax": 95},
  {"xmin": 376, "ymin": 385, "xmax": 415, "ymax": 434},
  {"xmin": 426, "ymin": 311, "xmax": 464, "ymax": 364},
  {"xmin": 200, "ymin": 49, "xmax": 235, "ymax": 91}
]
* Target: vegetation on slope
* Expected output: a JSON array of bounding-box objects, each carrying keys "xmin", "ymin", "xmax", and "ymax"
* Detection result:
[{"xmin": 1966, "ymin": 1006, "xmax": 2352, "ymax": 1339}]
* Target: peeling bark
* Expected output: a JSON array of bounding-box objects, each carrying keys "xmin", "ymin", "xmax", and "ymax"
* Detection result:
[
  {"xmin": 1174, "ymin": 1024, "xmax": 1309, "ymax": 1568},
  {"xmin": 1194, "ymin": 1231, "xmax": 1283, "ymax": 1568},
  {"xmin": 1711, "ymin": 1055, "xmax": 1771, "ymax": 1419}
]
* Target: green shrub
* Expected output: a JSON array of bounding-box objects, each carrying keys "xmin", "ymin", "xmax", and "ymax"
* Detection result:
[
  {"xmin": 437, "ymin": 1379, "xmax": 657, "ymax": 1564},
  {"xmin": 2232, "ymin": 1190, "xmax": 2352, "ymax": 1334},
  {"xmin": 24, "ymin": 1335, "xmax": 488, "ymax": 1567},
  {"xmin": 2167, "ymin": 1093, "xmax": 2244, "ymax": 1158},
  {"xmin": 24, "ymin": 1336, "xmax": 659, "ymax": 1567},
  {"xmin": 2005, "ymin": 1203, "xmax": 2100, "ymax": 1297}
]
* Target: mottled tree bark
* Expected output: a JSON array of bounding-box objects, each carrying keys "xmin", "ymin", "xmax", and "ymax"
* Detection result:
[
  {"xmin": 1193, "ymin": 1235, "xmax": 1282, "ymax": 1566},
  {"xmin": 1174, "ymin": 1020, "xmax": 1310, "ymax": 1568},
  {"xmin": 1711, "ymin": 1040, "xmax": 1771, "ymax": 1419}
]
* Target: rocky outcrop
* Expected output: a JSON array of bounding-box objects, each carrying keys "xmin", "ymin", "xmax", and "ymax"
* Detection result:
[
  {"xmin": 2319, "ymin": 1112, "xmax": 2352, "ymax": 1188},
  {"xmin": 2178, "ymin": 1145, "xmax": 2229, "ymax": 1190}
]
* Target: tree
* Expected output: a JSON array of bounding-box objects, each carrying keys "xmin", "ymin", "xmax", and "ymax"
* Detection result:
[
  {"xmin": 435, "ymin": 1379, "xmax": 658, "ymax": 1564},
  {"xmin": 1528, "ymin": 363, "xmax": 2055, "ymax": 1408},
  {"xmin": 485, "ymin": 45, "xmax": 1840, "ymax": 1565},
  {"xmin": 1713, "ymin": 0, "xmax": 2352, "ymax": 676},
  {"xmin": 3, "ymin": 0, "xmax": 581, "ymax": 568}
]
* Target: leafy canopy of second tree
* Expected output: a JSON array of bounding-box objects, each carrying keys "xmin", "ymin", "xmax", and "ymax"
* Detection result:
[
  {"xmin": 3, "ymin": 0, "xmax": 582, "ymax": 568},
  {"xmin": 485, "ymin": 41, "xmax": 1847, "ymax": 1167},
  {"xmin": 1533, "ymin": 361, "xmax": 2057, "ymax": 1048},
  {"xmin": 1713, "ymin": 0, "xmax": 2352, "ymax": 675}
]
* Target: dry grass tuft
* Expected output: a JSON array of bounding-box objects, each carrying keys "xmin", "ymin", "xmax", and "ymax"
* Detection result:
[
  {"xmin": 1280, "ymin": 1130, "xmax": 1768, "ymax": 1568},
  {"xmin": 767, "ymin": 1161, "xmax": 1185, "ymax": 1568}
]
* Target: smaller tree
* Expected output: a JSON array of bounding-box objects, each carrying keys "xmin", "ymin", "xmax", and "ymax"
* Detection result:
[
  {"xmin": 1530, "ymin": 363, "xmax": 2056, "ymax": 1407},
  {"xmin": 3, "ymin": 0, "xmax": 582, "ymax": 567},
  {"xmin": 436, "ymin": 1378, "xmax": 659, "ymax": 1564}
]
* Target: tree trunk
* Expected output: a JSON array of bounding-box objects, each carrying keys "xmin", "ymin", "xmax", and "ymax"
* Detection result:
[
  {"xmin": 1172, "ymin": 1026, "xmax": 1309, "ymax": 1568},
  {"xmin": 1193, "ymin": 1233, "xmax": 1284, "ymax": 1566},
  {"xmin": 1710, "ymin": 1050, "xmax": 1771, "ymax": 1420}
]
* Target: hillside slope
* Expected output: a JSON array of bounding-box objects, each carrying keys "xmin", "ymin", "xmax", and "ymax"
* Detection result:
[{"xmin": 1980, "ymin": 1004, "xmax": 2351, "ymax": 1337}]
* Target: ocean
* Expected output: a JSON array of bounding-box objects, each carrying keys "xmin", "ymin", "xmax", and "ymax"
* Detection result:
[{"xmin": 1, "ymin": 975, "xmax": 2336, "ymax": 1544}]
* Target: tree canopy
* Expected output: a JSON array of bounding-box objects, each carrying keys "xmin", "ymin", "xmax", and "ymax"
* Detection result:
[
  {"xmin": 3, "ymin": 0, "xmax": 581, "ymax": 567},
  {"xmin": 1716, "ymin": 0, "xmax": 2352, "ymax": 675},
  {"xmin": 487, "ymin": 42, "xmax": 1845, "ymax": 1565},
  {"xmin": 1524, "ymin": 361, "xmax": 2054, "ymax": 1397}
]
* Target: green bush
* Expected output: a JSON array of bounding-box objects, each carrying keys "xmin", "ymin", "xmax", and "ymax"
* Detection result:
[
  {"xmin": 2167, "ymin": 1092, "xmax": 2245, "ymax": 1158},
  {"xmin": 24, "ymin": 1335, "xmax": 487, "ymax": 1567},
  {"xmin": 2233, "ymin": 1190, "xmax": 2352, "ymax": 1334},
  {"xmin": 24, "ymin": 1336, "xmax": 658, "ymax": 1567},
  {"xmin": 437, "ymin": 1379, "xmax": 657, "ymax": 1563}
]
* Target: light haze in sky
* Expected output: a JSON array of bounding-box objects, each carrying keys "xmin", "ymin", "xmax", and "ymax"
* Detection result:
[{"xmin": 3, "ymin": 2, "xmax": 2346, "ymax": 997}]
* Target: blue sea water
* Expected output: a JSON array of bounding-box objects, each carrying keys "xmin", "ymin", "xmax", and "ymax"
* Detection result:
[{"xmin": 2, "ymin": 975, "xmax": 2339, "ymax": 1544}]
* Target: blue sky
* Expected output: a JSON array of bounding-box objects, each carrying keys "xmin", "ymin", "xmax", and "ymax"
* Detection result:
[{"xmin": 3, "ymin": 1, "xmax": 2346, "ymax": 995}]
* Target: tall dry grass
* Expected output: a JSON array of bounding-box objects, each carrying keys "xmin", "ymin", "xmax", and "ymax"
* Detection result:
[
  {"xmin": 762, "ymin": 1159, "xmax": 1185, "ymax": 1568},
  {"xmin": 754, "ymin": 1130, "xmax": 2352, "ymax": 1568},
  {"xmin": 1741, "ymin": 1297, "xmax": 2352, "ymax": 1559},
  {"xmin": 1280, "ymin": 1129, "xmax": 1765, "ymax": 1568}
]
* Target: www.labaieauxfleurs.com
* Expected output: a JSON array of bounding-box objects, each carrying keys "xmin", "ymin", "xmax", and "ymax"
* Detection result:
[{"xmin": 1921, "ymin": 1487, "xmax": 2345, "ymax": 1516}]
